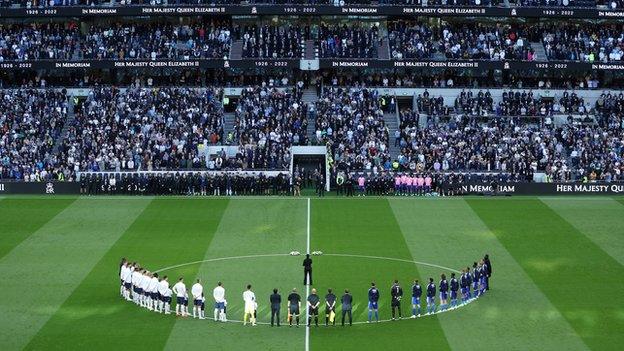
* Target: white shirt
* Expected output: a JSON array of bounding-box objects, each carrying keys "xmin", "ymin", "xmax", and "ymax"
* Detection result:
[
  {"xmin": 243, "ymin": 290, "xmax": 256, "ymax": 308},
  {"xmin": 148, "ymin": 277, "xmax": 159, "ymax": 293},
  {"xmin": 173, "ymin": 281, "xmax": 187, "ymax": 297},
  {"xmin": 121, "ymin": 265, "xmax": 131, "ymax": 282},
  {"xmin": 191, "ymin": 283, "xmax": 203, "ymax": 300},
  {"xmin": 213, "ymin": 286, "xmax": 226, "ymax": 303},
  {"xmin": 140, "ymin": 275, "xmax": 150, "ymax": 290},
  {"xmin": 158, "ymin": 280, "xmax": 170, "ymax": 296},
  {"xmin": 132, "ymin": 271, "xmax": 141, "ymax": 286}
]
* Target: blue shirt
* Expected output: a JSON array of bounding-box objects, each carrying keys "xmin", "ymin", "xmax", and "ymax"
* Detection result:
[
  {"xmin": 460, "ymin": 274, "xmax": 468, "ymax": 288},
  {"xmin": 439, "ymin": 279, "xmax": 449, "ymax": 293},
  {"xmin": 450, "ymin": 278, "xmax": 459, "ymax": 292},
  {"xmin": 368, "ymin": 287, "xmax": 379, "ymax": 302},
  {"xmin": 426, "ymin": 283, "xmax": 436, "ymax": 298},
  {"xmin": 412, "ymin": 284, "xmax": 422, "ymax": 298}
]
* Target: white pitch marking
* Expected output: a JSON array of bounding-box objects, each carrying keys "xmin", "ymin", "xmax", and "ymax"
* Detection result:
[
  {"xmin": 305, "ymin": 198, "xmax": 311, "ymax": 351},
  {"xmin": 141, "ymin": 251, "xmax": 481, "ymax": 331},
  {"xmin": 154, "ymin": 253, "xmax": 461, "ymax": 275}
]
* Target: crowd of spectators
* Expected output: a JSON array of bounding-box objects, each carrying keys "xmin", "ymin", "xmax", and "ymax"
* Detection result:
[
  {"xmin": 388, "ymin": 21, "xmax": 436, "ymax": 59},
  {"xmin": 438, "ymin": 23, "xmax": 535, "ymax": 60},
  {"xmin": 57, "ymin": 87, "xmax": 225, "ymax": 175},
  {"xmin": 413, "ymin": 89, "xmax": 589, "ymax": 119},
  {"xmin": 542, "ymin": 24, "xmax": 624, "ymax": 62},
  {"xmin": 7, "ymin": 20, "xmax": 624, "ymax": 65},
  {"xmin": 315, "ymin": 88, "xmax": 391, "ymax": 172},
  {"xmin": 0, "ymin": 89, "xmax": 69, "ymax": 181},
  {"xmin": 318, "ymin": 23, "xmax": 379, "ymax": 59},
  {"xmin": 396, "ymin": 94, "xmax": 623, "ymax": 182},
  {"xmin": 558, "ymin": 122, "xmax": 624, "ymax": 182},
  {"xmin": 395, "ymin": 117, "xmax": 560, "ymax": 181},
  {"xmin": 387, "ymin": 21, "xmax": 536, "ymax": 61},
  {"xmin": 0, "ymin": 85, "xmax": 622, "ymax": 183},
  {"xmin": 0, "ymin": 20, "xmax": 232, "ymax": 61},
  {"xmin": 232, "ymin": 84, "xmax": 308, "ymax": 170},
  {"xmin": 454, "ymin": 89, "xmax": 495, "ymax": 116},
  {"xmin": 239, "ymin": 24, "xmax": 306, "ymax": 59}
]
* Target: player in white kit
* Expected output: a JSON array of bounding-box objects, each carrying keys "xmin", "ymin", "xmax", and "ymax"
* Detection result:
[
  {"xmin": 243, "ymin": 284, "xmax": 256, "ymax": 326},
  {"xmin": 158, "ymin": 276, "xmax": 172, "ymax": 314},
  {"xmin": 172, "ymin": 277, "xmax": 188, "ymax": 316},
  {"xmin": 191, "ymin": 279, "xmax": 205, "ymax": 319},
  {"xmin": 213, "ymin": 282, "xmax": 226, "ymax": 322}
]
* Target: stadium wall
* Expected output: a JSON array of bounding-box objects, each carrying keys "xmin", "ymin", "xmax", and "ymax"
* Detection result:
[
  {"xmin": 0, "ymin": 182, "xmax": 80, "ymax": 195},
  {"xmin": 2, "ymin": 181, "xmax": 623, "ymax": 195},
  {"xmin": 458, "ymin": 182, "xmax": 624, "ymax": 195}
]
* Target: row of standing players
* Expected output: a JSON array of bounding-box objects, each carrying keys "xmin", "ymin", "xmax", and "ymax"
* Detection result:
[
  {"xmin": 81, "ymin": 171, "xmax": 512, "ymax": 196},
  {"xmin": 118, "ymin": 254, "xmax": 492, "ymax": 327},
  {"xmin": 118, "ymin": 258, "xmax": 229, "ymax": 321},
  {"xmin": 81, "ymin": 173, "xmax": 292, "ymax": 196}
]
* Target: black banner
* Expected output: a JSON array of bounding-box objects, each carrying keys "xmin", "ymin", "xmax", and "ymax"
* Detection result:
[
  {"xmin": 321, "ymin": 59, "xmax": 623, "ymax": 71},
  {"xmin": 0, "ymin": 58, "xmax": 621, "ymax": 72},
  {"xmin": 0, "ymin": 5, "xmax": 623, "ymax": 19},
  {"xmin": 0, "ymin": 59, "xmax": 299, "ymax": 71},
  {"xmin": 459, "ymin": 182, "xmax": 624, "ymax": 195},
  {"xmin": 0, "ymin": 181, "xmax": 80, "ymax": 195}
]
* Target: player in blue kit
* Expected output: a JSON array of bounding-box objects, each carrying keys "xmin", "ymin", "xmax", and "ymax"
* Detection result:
[
  {"xmin": 460, "ymin": 269, "xmax": 469, "ymax": 303},
  {"xmin": 411, "ymin": 279, "xmax": 422, "ymax": 318},
  {"xmin": 426, "ymin": 278, "xmax": 436, "ymax": 315},
  {"xmin": 368, "ymin": 282, "xmax": 380, "ymax": 323},
  {"xmin": 479, "ymin": 260, "xmax": 488, "ymax": 295},
  {"xmin": 465, "ymin": 266, "xmax": 473, "ymax": 300},
  {"xmin": 450, "ymin": 273, "xmax": 459, "ymax": 308},
  {"xmin": 472, "ymin": 262, "xmax": 480, "ymax": 298},
  {"xmin": 439, "ymin": 274, "xmax": 449, "ymax": 311}
]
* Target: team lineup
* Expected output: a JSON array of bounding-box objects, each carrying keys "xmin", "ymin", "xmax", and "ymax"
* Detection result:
[{"xmin": 117, "ymin": 254, "xmax": 492, "ymax": 327}]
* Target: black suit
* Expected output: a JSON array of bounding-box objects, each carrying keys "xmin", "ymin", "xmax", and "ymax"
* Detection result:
[
  {"xmin": 303, "ymin": 258, "xmax": 313, "ymax": 285},
  {"xmin": 484, "ymin": 257, "xmax": 492, "ymax": 290},
  {"xmin": 270, "ymin": 293, "xmax": 281, "ymax": 326}
]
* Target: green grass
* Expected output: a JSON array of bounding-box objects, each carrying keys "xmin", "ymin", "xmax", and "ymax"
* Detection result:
[{"xmin": 1, "ymin": 196, "xmax": 623, "ymax": 351}]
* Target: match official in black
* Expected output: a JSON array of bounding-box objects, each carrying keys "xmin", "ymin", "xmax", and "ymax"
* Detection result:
[
  {"xmin": 270, "ymin": 288, "xmax": 281, "ymax": 327},
  {"xmin": 307, "ymin": 288, "xmax": 320, "ymax": 327},
  {"xmin": 341, "ymin": 289, "xmax": 353, "ymax": 326},
  {"xmin": 325, "ymin": 288, "xmax": 337, "ymax": 326},
  {"xmin": 303, "ymin": 254, "xmax": 313, "ymax": 285},
  {"xmin": 391, "ymin": 279, "xmax": 403, "ymax": 320}
]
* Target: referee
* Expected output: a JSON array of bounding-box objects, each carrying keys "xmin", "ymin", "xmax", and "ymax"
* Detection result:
[{"xmin": 303, "ymin": 254, "xmax": 313, "ymax": 285}]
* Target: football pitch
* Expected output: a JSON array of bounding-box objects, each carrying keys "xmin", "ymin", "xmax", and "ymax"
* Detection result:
[{"xmin": 1, "ymin": 195, "xmax": 623, "ymax": 351}]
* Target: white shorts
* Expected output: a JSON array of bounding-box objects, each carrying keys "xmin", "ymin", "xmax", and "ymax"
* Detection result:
[{"xmin": 244, "ymin": 304, "xmax": 255, "ymax": 314}]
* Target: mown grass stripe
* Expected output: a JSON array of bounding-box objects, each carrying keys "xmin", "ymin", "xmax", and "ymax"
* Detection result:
[
  {"xmin": 466, "ymin": 198, "xmax": 624, "ymax": 351},
  {"xmin": 164, "ymin": 199, "xmax": 307, "ymax": 350},
  {"xmin": 390, "ymin": 199, "xmax": 588, "ymax": 351},
  {"xmin": 0, "ymin": 198, "xmax": 152, "ymax": 351},
  {"xmin": 309, "ymin": 199, "xmax": 451, "ymax": 351},
  {"xmin": 24, "ymin": 198, "xmax": 228, "ymax": 351},
  {"xmin": 0, "ymin": 197, "xmax": 78, "ymax": 260},
  {"xmin": 542, "ymin": 198, "xmax": 624, "ymax": 267}
]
